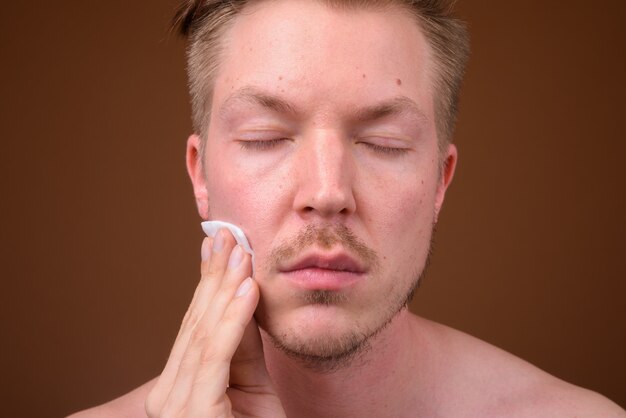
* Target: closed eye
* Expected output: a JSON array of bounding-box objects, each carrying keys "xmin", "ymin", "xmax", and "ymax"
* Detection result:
[
  {"xmin": 359, "ymin": 141, "xmax": 410, "ymax": 156},
  {"xmin": 237, "ymin": 138, "xmax": 290, "ymax": 151}
]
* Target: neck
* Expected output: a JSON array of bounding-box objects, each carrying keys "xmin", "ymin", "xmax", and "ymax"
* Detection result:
[{"xmin": 262, "ymin": 309, "xmax": 429, "ymax": 418}]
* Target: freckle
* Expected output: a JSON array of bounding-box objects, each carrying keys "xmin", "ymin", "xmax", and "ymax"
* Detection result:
[
  {"xmin": 396, "ymin": 78, "xmax": 402, "ymax": 86},
  {"xmin": 279, "ymin": 76, "xmax": 283, "ymax": 81},
  {"xmin": 362, "ymin": 73, "xmax": 366, "ymax": 78},
  {"xmin": 421, "ymin": 180, "xmax": 424, "ymax": 185}
]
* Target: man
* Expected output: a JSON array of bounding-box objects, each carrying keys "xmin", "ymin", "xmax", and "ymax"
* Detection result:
[{"xmin": 72, "ymin": 0, "xmax": 624, "ymax": 416}]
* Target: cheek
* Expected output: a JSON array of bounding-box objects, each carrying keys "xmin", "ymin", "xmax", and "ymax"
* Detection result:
[
  {"xmin": 205, "ymin": 157, "xmax": 293, "ymax": 253},
  {"xmin": 365, "ymin": 170, "xmax": 436, "ymax": 233},
  {"xmin": 364, "ymin": 172, "xmax": 438, "ymax": 273}
]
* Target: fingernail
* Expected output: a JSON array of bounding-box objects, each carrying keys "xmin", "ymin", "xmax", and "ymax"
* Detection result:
[
  {"xmin": 201, "ymin": 237, "xmax": 211, "ymax": 261},
  {"xmin": 213, "ymin": 229, "xmax": 225, "ymax": 252},
  {"xmin": 235, "ymin": 277, "xmax": 253, "ymax": 297},
  {"xmin": 228, "ymin": 245, "xmax": 243, "ymax": 269}
]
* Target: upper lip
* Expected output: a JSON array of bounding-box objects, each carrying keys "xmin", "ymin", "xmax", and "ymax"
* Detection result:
[{"xmin": 279, "ymin": 251, "xmax": 366, "ymax": 274}]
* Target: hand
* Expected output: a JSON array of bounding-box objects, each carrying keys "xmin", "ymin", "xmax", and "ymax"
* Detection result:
[{"xmin": 145, "ymin": 228, "xmax": 286, "ymax": 417}]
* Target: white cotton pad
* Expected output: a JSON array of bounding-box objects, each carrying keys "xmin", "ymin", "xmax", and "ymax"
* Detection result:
[{"xmin": 201, "ymin": 221, "xmax": 255, "ymax": 274}]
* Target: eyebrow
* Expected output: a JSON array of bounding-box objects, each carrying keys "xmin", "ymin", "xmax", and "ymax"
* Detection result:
[
  {"xmin": 219, "ymin": 86, "xmax": 298, "ymax": 120},
  {"xmin": 218, "ymin": 86, "xmax": 427, "ymax": 124},
  {"xmin": 350, "ymin": 96, "xmax": 428, "ymax": 125}
]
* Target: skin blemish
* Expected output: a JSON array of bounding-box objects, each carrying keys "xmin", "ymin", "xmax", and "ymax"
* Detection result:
[
  {"xmin": 396, "ymin": 78, "xmax": 402, "ymax": 86},
  {"xmin": 362, "ymin": 73, "xmax": 367, "ymax": 78},
  {"xmin": 279, "ymin": 76, "xmax": 283, "ymax": 81}
]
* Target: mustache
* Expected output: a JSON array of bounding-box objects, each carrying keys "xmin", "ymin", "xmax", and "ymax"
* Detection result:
[{"xmin": 268, "ymin": 224, "xmax": 379, "ymax": 271}]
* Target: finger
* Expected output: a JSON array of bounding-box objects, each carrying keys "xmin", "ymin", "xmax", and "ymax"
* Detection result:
[
  {"xmin": 209, "ymin": 275, "xmax": 259, "ymax": 359},
  {"xmin": 187, "ymin": 276, "xmax": 260, "ymax": 411},
  {"xmin": 145, "ymin": 236, "xmax": 213, "ymax": 416},
  {"xmin": 178, "ymin": 230, "xmax": 235, "ymax": 335},
  {"xmin": 201, "ymin": 244, "xmax": 253, "ymax": 327},
  {"xmin": 178, "ymin": 229, "xmax": 239, "ymax": 347},
  {"xmin": 203, "ymin": 227, "xmax": 237, "ymax": 287},
  {"xmin": 147, "ymin": 229, "xmax": 238, "ymax": 414},
  {"xmin": 162, "ymin": 239, "xmax": 253, "ymax": 412},
  {"xmin": 186, "ymin": 236, "xmax": 215, "ymax": 314}
]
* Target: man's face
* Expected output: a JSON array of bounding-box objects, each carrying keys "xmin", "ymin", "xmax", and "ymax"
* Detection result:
[{"xmin": 188, "ymin": 0, "xmax": 456, "ymax": 364}]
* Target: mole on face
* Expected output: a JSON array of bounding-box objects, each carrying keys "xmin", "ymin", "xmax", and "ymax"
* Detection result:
[{"xmin": 396, "ymin": 78, "xmax": 402, "ymax": 86}]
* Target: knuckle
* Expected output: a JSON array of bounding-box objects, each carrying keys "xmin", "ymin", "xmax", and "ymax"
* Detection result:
[
  {"xmin": 190, "ymin": 323, "xmax": 212, "ymax": 344},
  {"xmin": 184, "ymin": 306, "xmax": 204, "ymax": 330},
  {"xmin": 206, "ymin": 263, "xmax": 224, "ymax": 278},
  {"xmin": 199, "ymin": 347, "xmax": 218, "ymax": 367},
  {"xmin": 159, "ymin": 403, "xmax": 181, "ymax": 418},
  {"xmin": 144, "ymin": 390, "xmax": 162, "ymax": 417},
  {"xmin": 214, "ymin": 285, "xmax": 232, "ymax": 301},
  {"xmin": 199, "ymin": 343, "xmax": 228, "ymax": 367},
  {"xmin": 177, "ymin": 350, "xmax": 198, "ymax": 376},
  {"xmin": 221, "ymin": 305, "xmax": 245, "ymax": 327}
]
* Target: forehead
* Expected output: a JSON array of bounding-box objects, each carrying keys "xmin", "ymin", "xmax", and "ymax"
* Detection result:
[{"xmin": 211, "ymin": 0, "xmax": 435, "ymax": 122}]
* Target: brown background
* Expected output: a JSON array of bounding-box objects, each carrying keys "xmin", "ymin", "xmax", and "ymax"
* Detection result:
[{"xmin": 1, "ymin": 0, "xmax": 624, "ymax": 416}]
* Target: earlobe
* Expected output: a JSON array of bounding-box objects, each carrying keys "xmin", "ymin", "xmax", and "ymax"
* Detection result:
[
  {"xmin": 433, "ymin": 144, "xmax": 458, "ymax": 222},
  {"xmin": 186, "ymin": 134, "xmax": 210, "ymax": 219}
]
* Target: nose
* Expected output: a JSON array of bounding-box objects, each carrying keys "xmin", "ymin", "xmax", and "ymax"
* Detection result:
[{"xmin": 292, "ymin": 129, "xmax": 356, "ymax": 220}]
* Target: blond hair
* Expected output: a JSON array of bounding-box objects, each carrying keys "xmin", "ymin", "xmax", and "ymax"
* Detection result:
[{"xmin": 173, "ymin": 0, "xmax": 470, "ymax": 146}]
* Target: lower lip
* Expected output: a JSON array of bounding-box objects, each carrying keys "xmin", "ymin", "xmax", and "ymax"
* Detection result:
[{"xmin": 281, "ymin": 268, "xmax": 364, "ymax": 290}]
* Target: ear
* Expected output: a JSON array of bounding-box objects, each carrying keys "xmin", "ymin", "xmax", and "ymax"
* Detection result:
[
  {"xmin": 186, "ymin": 134, "xmax": 210, "ymax": 219},
  {"xmin": 433, "ymin": 143, "xmax": 457, "ymax": 223}
]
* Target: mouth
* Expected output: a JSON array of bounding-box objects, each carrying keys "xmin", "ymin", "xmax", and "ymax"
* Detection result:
[{"xmin": 278, "ymin": 252, "xmax": 366, "ymax": 290}]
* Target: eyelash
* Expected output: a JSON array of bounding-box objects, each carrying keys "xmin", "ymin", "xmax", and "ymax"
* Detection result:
[
  {"xmin": 361, "ymin": 142, "xmax": 409, "ymax": 156},
  {"xmin": 238, "ymin": 138, "xmax": 289, "ymax": 151},
  {"xmin": 238, "ymin": 138, "xmax": 408, "ymax": 156}
]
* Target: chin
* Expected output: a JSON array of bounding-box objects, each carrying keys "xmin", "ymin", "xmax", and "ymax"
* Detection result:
[
  {"xmin": 254, "ymin": 258, "xmax": 426, "ymax": 370},
  {"xmin": 257, "ymin": 302, "xmax": 396, "ymax": 372}
]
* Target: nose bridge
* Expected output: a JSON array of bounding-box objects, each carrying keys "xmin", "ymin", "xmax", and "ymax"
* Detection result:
[
  {"xmin": 312, "ymin": 129, "xmax": 345, "ymax": 188},
  {"xmin": 295, "ymin": 128, "xmax": 355, "ymax": 217}
]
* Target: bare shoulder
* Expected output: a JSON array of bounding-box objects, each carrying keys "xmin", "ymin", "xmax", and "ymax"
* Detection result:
[
  {"xmin": 411, "ymin": 315, "xmax": 625, "ymax": 417},
  {"xmin": 66, "ymin": 378, "xmax": 157, "ymax": 418},
  {"xmin": 527, "ymin": 381, "xmax": 626, "ymax": 418}
]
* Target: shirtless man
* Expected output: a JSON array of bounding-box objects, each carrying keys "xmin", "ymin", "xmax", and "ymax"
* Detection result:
[{"xmin": 71, "ymin": 0, "xmax": 625, "ymax": 416}]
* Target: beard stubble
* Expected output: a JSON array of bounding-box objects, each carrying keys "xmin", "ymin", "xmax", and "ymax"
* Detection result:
[{"xmin": 257, "ymin": 223, "xmax": 433, "ymax": 373}]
